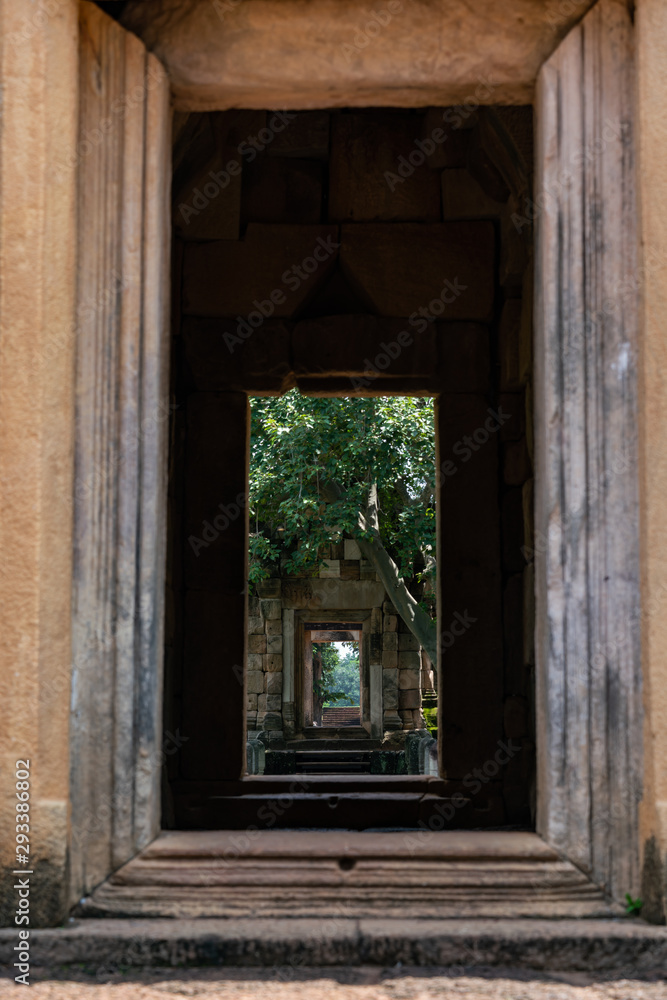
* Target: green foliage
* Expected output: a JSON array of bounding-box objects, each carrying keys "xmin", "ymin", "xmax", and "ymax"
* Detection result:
[
  {"xmin": 248, "ymin": 392, "xmax": 436, "ymax": 596},
  {"xmin": 625, "ymin": 893, "xmax": 643, "ymax": 917},
  {"xmin": 313, "ymin": 642, "xmax": 361, "ymax": 707}
]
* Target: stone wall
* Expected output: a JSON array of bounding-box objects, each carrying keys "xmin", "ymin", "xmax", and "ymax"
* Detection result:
[{"xmin": 246, "ymin": 537, "xmax": 429, "ymax": 738}]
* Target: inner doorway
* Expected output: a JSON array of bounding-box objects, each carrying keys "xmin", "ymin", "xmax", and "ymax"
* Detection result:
[{"xmin": 164, "ymin": 105, "xmax": 535, "ymax": 828}]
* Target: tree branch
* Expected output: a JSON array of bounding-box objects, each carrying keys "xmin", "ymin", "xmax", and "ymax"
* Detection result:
[{"xmin": 323, "ymin": 478, "xmax": 438, "ymax": 667}]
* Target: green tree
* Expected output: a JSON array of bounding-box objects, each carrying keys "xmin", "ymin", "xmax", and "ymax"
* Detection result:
[{"xmin": 249, "ymin": 392, "xmax": 437, "ymax": 663}]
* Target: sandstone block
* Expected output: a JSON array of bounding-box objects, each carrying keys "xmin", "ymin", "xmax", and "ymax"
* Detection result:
[
  {"xmin": 340, "ymin": 559, "xmax": 360, "ymax": 581},
  {"xmin": 399, "ymin": 668, "xmax": 420, "ymax": 690},
  {"xmin": 269, "ymin": 111, "xmax": 329, "ymax": 159},
  {"xmin": 344, "ymin": 539, "xmax": 361, "ymax": 560},
  {"xmin": 173, "ymin": 134, "xmax": 242, "ymax": 241},
  {"xmin": 247, "ymin": 693, "xmax": 258, "ymax": 710},
  {"xmin": 399, "ymin": 688, "xmax": 421, "ymax": 710},
  {"xmin": 266, "ymin": 634, "xmax": 283, "ymax": 654},
  {"xmin": 329, "ymin": 112, "xmax": 441, "ymax": 222},
  {"xmin": 265, "ymin": 619, "xmax": 282, "ymax": 635},
  {"xmin": 498, "ymin": 392, "xmax": 525, "ymax": 441},
  {"xmin": 262, "ymin": 712, "xmax": 283, "ymax": 731},
  {"xmin": 420, "ymin": 109, "xmax": 470, "ymax": 168},
  {"xmin": 260, "ymin": 599, "xmax": 282, "ymax": 620},
  {"xmin": 248, "ymin": 634, "xmax": 267, "ymax": 655},
  {"xmin": 442, "ymin": 168, "xmax": 504, "ymax": 220},
  {"xmin": 319, "ymin": 559, "xmax": 340, "ymax": 578},
  {"xmin": 257, "ymin": 578, "xmax": 282, "ymax": 598},
  {"xmin": 437, "ymin": 323, "xmax": 490, "ymax": 393},
  {"xmin": 248, "ymin": 596, "xmax": 260, "ymax": 616},
  {"xmin": 182, "ymin": 316, "xmax": 292, "ymax": 394},
  {"xmin": 503, "ymin": 438, "xmax": 532, "ymax": 486},
  {"xmin": 183, "ymin": 224, "xmax": 340, "ymax": 318},
  {"xmin": 260, "ymin": 693, "xmax": 282, "ymax": 712},
  {"xmin": 246, "ymin": 710, "xmax": 257, "ymax": 729},
  {"xmin": 248, "ymin": 616, "xmax": 264, "ymax": 635},
  {"xmin": 340, "ymin": 223, "xmax": 494, "ymax": 321},
  {"xmin": 383, "ymin": 614, "xmax": 398, "ymax": 632},
  {"xmin": 398, "ymin": 650, "xmax": 421, "ymax": 670},
  {"xmin": 383, "ymin": 632, "xmax": 398, "ymax": 651},
  {"xmin": 247, "ymin": 653, "xmax": 263, "ymax": 672},
  {"xmin": 399, "ymin": 633, "xmax": 419, "ymax": 651},
  {"xmin": 242, "ymin": 156, "xmax": 323, "ymax": 224},
  {"xmin": 264, "ymin": 653, "xmax": 283, "ymax": 672},
  {"xmin": 382, "ymin": 649, "xmax": 398, "ymax": 668},
  {"xmin": 502, "ymin": 488, "xmax": 526, "ymax": 574},
  {"xmin": 499, "ymin": 298, "xmax": 523, "ymax": 390},
  {"xmin": 266, "ymin": 671, "xmax": 283, "ymax": 695},
  {"xmin": 247, "ymin": 670, "xmax": 265, "ymax": 694}
]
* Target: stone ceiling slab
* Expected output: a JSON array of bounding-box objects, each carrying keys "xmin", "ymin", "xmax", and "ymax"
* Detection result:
[{"xmin": 121, "ymin": 0, "xmax": 598, "ymax": 110}]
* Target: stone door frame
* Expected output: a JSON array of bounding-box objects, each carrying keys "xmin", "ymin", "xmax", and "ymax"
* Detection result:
[{"xmin": 65, "ymin": 0, "xmax": 643, "ymax": 910}]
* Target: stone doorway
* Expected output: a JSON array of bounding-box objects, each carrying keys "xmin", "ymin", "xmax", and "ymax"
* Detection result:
[
  {"xmin": 63, "ymin": 0, "xmax": 646, "ymax": 921},
  {"xmin": 164, "ymin": 105, "xmax": 536, "ymax": 827}
]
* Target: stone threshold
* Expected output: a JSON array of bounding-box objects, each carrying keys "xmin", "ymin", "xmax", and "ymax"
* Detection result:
[
  {"xmin": 78, "ymin": 831, "xmax": 622, "ymax": 920},
  {"xmin": 2, "ymin": 918, "xmax": 666, "ymax": 972}
]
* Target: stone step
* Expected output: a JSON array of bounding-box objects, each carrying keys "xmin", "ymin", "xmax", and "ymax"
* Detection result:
[{"xmin": 75, "ymin": 831, "xmax": 629, "ymax": 927}]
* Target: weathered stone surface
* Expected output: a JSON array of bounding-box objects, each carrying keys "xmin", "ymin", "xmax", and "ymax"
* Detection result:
[
  {"xmin": 269, "ymin": 111, "xmax": 330, "ymax": 159},
  {"xmin": 399, "ymin": 689, "xmax": 421, "ymax": 710},
  {"xmin": 344, "ymin": 539, "xmax": 361, "ymax": 560},
  {"xmin": 265, "ymin": 672, "xmax": 283, "ymax": 695},
  {"xmin": 503, "ymin": 438, "xmax": 532, "ymax": 486},
  {"xmin": 382, "ymin": 650, "xmax": 398, "ymax": 669},
  {"xmin": 421, "ymin": 109, "xmax": 470, "ymax": 168},
  {"xmin": 329, "ymin": 113, "xmax": 441, "ymax": 222},
  {"xmin": 441, "ymin": 168, "xmax": 504, "ymax": 220},
  {"xmin": 266, "ymin": 635, "xmax": 283, "ymax": 654},
  {"xmin": 257, "ymin": 578, "xmax": 282, "ymax": 598},
  {"xmin": 263, "ymin": 654, "xmax": 283, "ymax": 672},
  {"xmin": 248, "ymin": 634, "xmax": 267, "ymax": 654},
  {"xmin": 340, "ymin": 559, "xmax": 360, "ymax": 580},
  {"xmin": 122, "ymin": 0, "xmax": 598, "ymax": 110},
  {"xmin": 281, "ymin": 579, "xmax": 385, "ymax": 609},
  {"xmin": 265, "ymin": 619, "xmax": 282, "ymax": 636},
  {"xmin": 247, "ymin": 671, "xmax": 265, "ymax": 695},
  {"xmin": 383, "ymin": 632, "xmax": 398, "ymax": 651},
  {"xmin": 184, "ymin": 392, "xmax": 247, "ymax": 591},
  {"xmin": 340, "ymin": 223, "xmax": 494, "ymax": 321},
  {"xmin": 398, "ymin": 651, "xmax": 420, "ymax": 670},
  {"xmin": 247, "ymin": 653, "xmax": 263, "ymax": 672},
  {"xmin": 499, "ymin": 298, "xmax": 523, "ymax": 390},
  {"xmin": 437, "ymin": 323, "xmax": 490, "ymax": 394},
  {"xmin": 399, "ymin": 633, "xmax": 420, "ymax": 651},
  {"xmin": 242, "ymin": 157, "xmax": 323, "ymax": 224},
  {"xmin": 261, "ymin": 599, "xmax": 282, "ymax": 620},
  {"xmin": 399, "ymin": 668, "xmax": 420, "ymax": 690},
  {"xmin": 182, "ymin": 317, "xmax": 294, "ymax": 394},
  {"xmin": 292, "ymin": 315, "xmax": 436, "ymax": 380},
  {"xmin": 248, "ymin": 616, "xmax": 264, "ymax": 635},
  {"xmin": 383, "ymin": 614, "xmax": 398, "ymax": 632},
  {"xmin": 183, "ymin": 224, "xmax": 339, "ymax": 318}
]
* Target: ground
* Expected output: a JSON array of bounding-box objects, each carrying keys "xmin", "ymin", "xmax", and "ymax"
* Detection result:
[{"xmin": 0, "ymin": 968, "xmax": 665, "ymax": 998}]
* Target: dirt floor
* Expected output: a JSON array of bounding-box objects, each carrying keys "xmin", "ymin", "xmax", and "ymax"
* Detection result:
[{"xmin": 0, "ymin": 967, "xmax": 665, "ymax": 998}]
